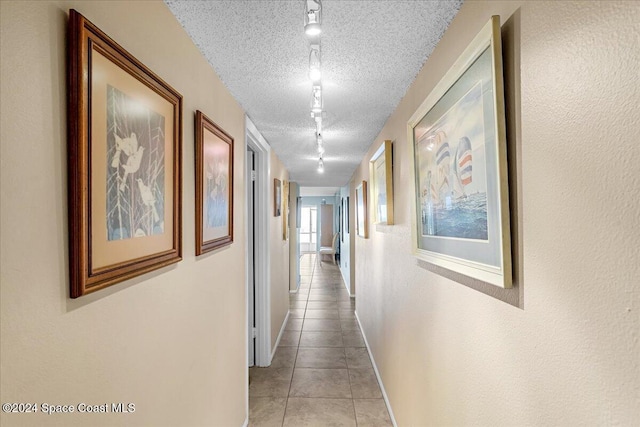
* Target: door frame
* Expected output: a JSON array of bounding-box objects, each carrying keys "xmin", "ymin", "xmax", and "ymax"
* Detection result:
[
  {"xmin": 245, "ymin": 116, "xmax": 271, "ymax": 367},
  {"xmin": 246, "ymin": 147, "xmax": 255, "ymax": 367}
]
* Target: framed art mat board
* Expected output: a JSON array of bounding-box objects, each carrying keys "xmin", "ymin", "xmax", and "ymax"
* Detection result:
[
  {"xmin": 68, "ymin": 9, "xmax": 182, "ymax": 297},
  {"xmin": 407, "ymin": 16, "xmax": 512, "ymax": 288},
  {"xmin": 195, "ymin": 111, "xmax": 234, "ymax": 255}
]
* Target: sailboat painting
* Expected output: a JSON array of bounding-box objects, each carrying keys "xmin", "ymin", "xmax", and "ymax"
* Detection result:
[
  {"xmin": 408, "ymin": 16, "xmax": 511, "ymax": 288},
  {"xmin": 416, "ymin": 81, "xmax": 488, "ymax": 240}
]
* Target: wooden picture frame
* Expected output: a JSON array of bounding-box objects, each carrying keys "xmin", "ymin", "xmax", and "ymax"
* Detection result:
[
  {"xmin": 355, "ymin": 181, "xmax": 368, "ymax": 238},
  {"xmin": 369, "ymin": 140, "xmax": 394, "ymax": 225},
  {"xmin": 195, "ymin": 111, "xmax": 234, "ymax": 255},
  {"xmin": 343, "ymin": 196, "xmax": 350, "ymax": 238},
  {"xmin": 274, "ymin": 178, "xmax": 282, "ymax": 217},
  {"xmin": 67, "ymin": 9, "xmax": 182, "ymax": 298},
  {"xmin": 407, "ymin": 16, "xmax": 512, "ymax": 288}
]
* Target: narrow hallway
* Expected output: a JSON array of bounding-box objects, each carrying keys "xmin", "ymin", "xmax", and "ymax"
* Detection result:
[{"xmin": 249, "ymin": 254, "xmax": 393, "ymax": 426}]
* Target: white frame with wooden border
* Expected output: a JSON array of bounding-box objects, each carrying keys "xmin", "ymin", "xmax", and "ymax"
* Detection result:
[{"xmin": 407, "ymin": 16, "xmax": 512, "ymax": 288}]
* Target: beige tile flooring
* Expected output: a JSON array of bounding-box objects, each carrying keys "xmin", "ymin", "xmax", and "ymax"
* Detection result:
[{"xmin": 249, "ymin": 254, "xmax": 393, "ymax": 427}]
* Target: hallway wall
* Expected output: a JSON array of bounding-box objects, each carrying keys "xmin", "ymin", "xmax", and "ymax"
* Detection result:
[
  {"xmin": 1, "ymin": 1, "xmax": 248, "ymax": 426},
  {"xmin": 352, "ymin": 1, "xmax": 640, "ymax": 425},
  {"xmin": 270, "ymin": 151, "xmax": 290, "ymax": 350}
]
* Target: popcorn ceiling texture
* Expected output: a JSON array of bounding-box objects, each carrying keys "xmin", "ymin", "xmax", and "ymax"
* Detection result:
[{"xmin": 164, "ymin": 0, "xmax": 462, "ymax": 186}]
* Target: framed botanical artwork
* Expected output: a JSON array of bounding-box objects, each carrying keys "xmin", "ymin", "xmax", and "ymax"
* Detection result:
[
  {"xmin": 407, "ymin": 16, "xmax": 512, "ymax": 288},
  {"xmin": 369, "ymin": 140, "xmax": 394, "ymax": 225},
  {"xmin": 355, "ymin": 181, "xmax": 368, "ymax": 238},
  {"xmin": 274, "ymin": 178, "xmax": 282, "ymax": 217},
  {"xmin": 195, "ymin": 111, "xmax": 233, "ymax": 255},
  {"xmin": 67, "ymin": 9, "xmax": 182, "ymax": 298},
  {"xmin": 282, "ymin": 180, "xmax": 289, "ymax": 240}
]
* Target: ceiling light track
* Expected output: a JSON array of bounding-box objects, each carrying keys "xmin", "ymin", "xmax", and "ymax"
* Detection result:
[{"xmin": 304, "ymin": 0, "xmax": 325, "ymax": 173}]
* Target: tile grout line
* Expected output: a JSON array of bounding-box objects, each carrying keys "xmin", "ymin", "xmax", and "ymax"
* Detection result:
[
  {"xmin": 281, "ymin": 255, "xmax": 314, "ymax": 426},
  {"xmin": 283, "ymin": 254, "xmax": 363, "ymax": 426}
]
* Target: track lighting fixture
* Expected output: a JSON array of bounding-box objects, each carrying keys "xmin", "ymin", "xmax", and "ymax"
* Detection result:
[
  {"xmin": 309, "ymin": 45, "xmax": 321, "ymax": 82},
  {"xmin": 304, "ymin": 0, "xmax": 322, "ymax": 38},
  {"xmin": 305, "ymin": 1, "xmax": 326, "ymax": 173},
  {"xmin": 317, "ymin": 136, "xmax": 325, "ymax": 155},
  {"xmin": 311, "ymin": 85, "xmax": 322, "ymax": 114}
]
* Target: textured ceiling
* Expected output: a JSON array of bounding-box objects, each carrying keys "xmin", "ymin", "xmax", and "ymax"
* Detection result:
[{"xmin": 165, "ymin": 0, "xmax": 463, "ymax": 187}]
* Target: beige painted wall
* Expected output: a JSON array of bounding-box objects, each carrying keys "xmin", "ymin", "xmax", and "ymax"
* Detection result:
[
  {"xmin": 0, "ymin": 1, "xmax": 248, "ymax": 426},
  {"xmin": 353, "ymin": 1, "xmax": 640, "ymax": 425},
  {"xmin": 269, "ymin": 150, "xmax": 290, "ymax": 350}
]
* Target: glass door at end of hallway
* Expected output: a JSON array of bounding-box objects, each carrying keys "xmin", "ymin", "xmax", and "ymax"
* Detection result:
[{"xmin": 299, "ymin": 206, "xmax": 316, "ymax": 254}]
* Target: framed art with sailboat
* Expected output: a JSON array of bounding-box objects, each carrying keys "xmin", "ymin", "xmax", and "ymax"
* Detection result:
[{"xmin": 407, "ymin": 16, "xmax": 511, "ymax": 288}]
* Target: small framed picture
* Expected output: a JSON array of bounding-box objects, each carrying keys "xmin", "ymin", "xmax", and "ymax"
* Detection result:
[
  {"xmin": 355, "ymin": 181, "xmax": 368, "ymax": 238},
  {"xmin": 274, "ymin": 178, "xmax": 282, "ymax": 217},
  {"xmin": 195, "ymin": 111, "xmax": 234, "ymax": 255}
]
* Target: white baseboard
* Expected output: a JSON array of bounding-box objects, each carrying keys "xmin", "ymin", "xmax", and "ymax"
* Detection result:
[
  {"xmin": 242, "ymin": 418, "xmax": 248, "ymax": 427},
  {"xmin": 339, "ymin": 267, "xmax": 351, "ymax": 295},
  {"xmin": 270, "ymin": 311, "xmax": 291, "ymax": 362},
  {"xmin": 289, "ymin": 282, "xmax": 301, "ymax": 293},
  {"xmin": 355, "ymin": 311, "xmax": 398, "ymax": 427}
]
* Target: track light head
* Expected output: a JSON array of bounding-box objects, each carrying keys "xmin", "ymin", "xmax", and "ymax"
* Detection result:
[
  {"xmin": 309, "ymin": 45, "xmax": 321, "ymax": 82},
  {"xmin": 304, "ymin": 1, "xmax": 322, "ymax": 38}
]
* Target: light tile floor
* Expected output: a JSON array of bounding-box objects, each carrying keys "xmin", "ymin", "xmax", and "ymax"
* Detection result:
[{"xmin": 249, "ymin": 254, "xmax": 393, "ymax": 426}]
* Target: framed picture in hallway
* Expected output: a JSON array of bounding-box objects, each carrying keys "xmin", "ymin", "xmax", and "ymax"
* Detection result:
[
  {"xmin": 407, "ymin": 16, "xmax": 512, "ymax": 288},
  {"xmin": 195, "ymin": 111, "xmax": 234, "ymax": 255},
  {"xmin": 343, "ymin": 196, "xmax": 350, "ymax": 239},
  {"xmin": 355, "ymin": 181, "xmax": 368, "ymax": 238},
  {"xmin": 369, "ymin": 140, "xmax": 394, "ymax": 225},
  {"xmin": 67, "ymin": 9, "xmax": 182, "ymax": 298},
  {"xmin": 274, "ymin": 178, "xmax": 282, "ymax": 217}
]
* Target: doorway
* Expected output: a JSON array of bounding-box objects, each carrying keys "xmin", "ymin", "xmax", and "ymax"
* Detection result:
[
  {"xmin": 245, "ymin": 117, "xmax": 271, "ymax": 368},
  {"xmin": 246, "ymin": 148, "xmax": 256, "ymax": 367},
  {"xmin": 299, "ymin": 206, "xmax": 317, "ymax": 253}
]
